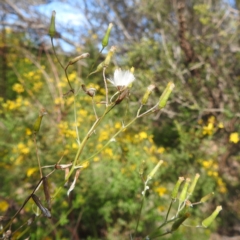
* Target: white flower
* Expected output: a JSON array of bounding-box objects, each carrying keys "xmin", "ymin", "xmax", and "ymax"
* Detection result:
[{"xmin": 108, "ymin": 69, "xmax": 135, "ymax": 89}]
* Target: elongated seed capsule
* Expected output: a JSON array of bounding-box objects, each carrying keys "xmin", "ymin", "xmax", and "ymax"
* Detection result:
[
  {"xmin": 102, "ymin": 23, "xmax": 113, "ymax": 48},
  {"xmin": 171, "ymin": 212, "xmax": 191, "ymax": 232},
  {"xmin": 158, "ymin": 82, "xmax": 175, "ymax": 109},
  {"xmin": 49, "ymin": 11, "xmax": 56, "ymax": 38},
  {"xmin": 104, "ymin": 46, "xmax": 116, "ymax": 66},
  {"xmin": 202, "ymin": 206, "xmax": 222, "ymax": 228},
  {"xmin": 200, "ymin": 192, "xmax": 214, "ymax": 203},
  {"xmin": 147, "ymin": 160, "xmax": 164, "ymax": 180},
  {"xmin": 33, "ymin": 109, "xmax": 47, "ymax": 134},
  {"xmin": 179, "ymin": 178, "xmax": 191, "ymax": 204},
  {"xmin": 43, "ymin": 177, "xmax": 51, "ymax": 210},
  {"xmin": 32, "ymin": 194, "xmax": 51, "ymax": 218},
  {"xmin": 187, "ymin": 173, "xmax": 200, "ymax": 196},
  {"xmin": 68, "ymin": 53, "xmax": 90, "ymax": 65},
  {"xmin": 171, "ymin": 177, "xmax": 184, "ymax": 200},
  {"xmin": 141, "ymin": 84, "xmax": 155, "ymax": 105}
]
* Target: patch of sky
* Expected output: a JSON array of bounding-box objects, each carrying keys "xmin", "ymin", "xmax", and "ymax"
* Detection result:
[{"xmin": 34, "ymin": 1, "xmax": 88, "ymax": 52}]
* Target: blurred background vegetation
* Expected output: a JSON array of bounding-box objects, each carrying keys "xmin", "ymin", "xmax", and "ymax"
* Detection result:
[{"xmin": 0, "ymin": 0, "xmax": 240, "ymax": 239}]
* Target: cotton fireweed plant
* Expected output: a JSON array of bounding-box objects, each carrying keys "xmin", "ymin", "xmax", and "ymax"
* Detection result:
[{"xmin": 0, "ymin": 10, "xmax": 222, "ymax": 240}]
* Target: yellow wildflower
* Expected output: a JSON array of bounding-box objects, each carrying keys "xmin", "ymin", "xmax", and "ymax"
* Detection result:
[
  {"xmin": 27, "ymin": 167, "xmax": 38, "ymax": 177},
  {"xmin": 203, "ymin": 123, "xmax": 214, "ymax": 135},
  {"xmin": 229, "ymin": 132, "xmax": 239, "ymax": 144},
  {"xmin": 82, "ymin": 161, "xmax": 89, "ymax": 168},
  {"xmin": 218, "ymin": 122, "xmax": 224, "ymax": 128},
  {"xmin": 0, "ymin": 200, "xmax": 9, "ymax": 212},
  {"xmin": 25, "ymin": 128, "xmax": 32, "ymax": 136},
  {"xmin": 12, "ymin": 83, "xmax": 24, "ymax": 93},
  {"xmin": 202, "ymin": 160, "xmax": 212, "ymax": 169},
  {"xmin": 54, "ymin": 97, "xmax": 64, "ymax": 105},
  {"xmin": 27, "ymin": 71, "xmax": 35, "ymax": 78},
  {"xmin": 68, "ymin": 72, "xmax": 77, "ymax": 82},
  {"xmin": 139, "ymin": 131, "xmax": 148, "ymax": 140},
  {"xmin": 115, "ymin": 122, "xmax": 122, "ymax": 129},
  {"xmin": 157, "ymin": 147, "xmax": 165, "ymax": 154},
  {"xmin": 94, "ymin": 156, "xmax": 100, "ymax": 162},
  {"xmin": 208, "ymin": 116, "xmax": 215, "ymax": 124},
  {"xmin": 155, "ymin": 186, "xmax": 167, "ymax": 197},
  {"xmin": 72, "ymin": 142, "xmax": 79, "ymax": 149},
  {"xmin": 78, "ymin": 109, "xmax": 88, "ymax": 118},
  {"xmin": 33, "ymin": 82, "xmax": 43, "ymax": 92},
  {"xmin": 17, "ymin": 143, "xmax": 30, "ymax": 154},
  {"xmin": 217, "ymin": 178, "xmax": 227, "ymax": 193},
  {"xmin": 104, "ymin": 148, "xmax": 113, "ymax": 157},
  {"xmin": 157, "ymin": 206, "xmax": 165, "ymax": 212}
]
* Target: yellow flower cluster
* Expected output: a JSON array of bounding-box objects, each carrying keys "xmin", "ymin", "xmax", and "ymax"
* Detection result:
[
  {"xmin": 12, "ymin": 83, "xmax": 24, "ymax": 93},
  {"xmin": 2, "ymin": 96, "xmax": 30, "ymax": 111},
  {"xmin": 58, "ymin": 121, "xmax": 77, "ymax": 138},
  {"xmin": 200, "ymin": 116, "xmax": 224, "ymax": 136},
  {"xmin": 199, "ymin": 159, "xmax": 227, "ymax": 193},
  {"xmin": 17, "ymin": 143, "xmax": 30, "ymax": 155}
]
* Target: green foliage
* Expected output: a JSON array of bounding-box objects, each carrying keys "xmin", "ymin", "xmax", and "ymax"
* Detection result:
[{"xmin": 2, "ymin": 0, "xmax": 238, "ymax": 239}]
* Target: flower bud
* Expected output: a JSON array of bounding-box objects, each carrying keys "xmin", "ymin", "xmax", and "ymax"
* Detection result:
[
  {"xmin": 104, "ymin": 46, "xmax": 117, "ymax": 66},
  {"xmin": 141, "ymin": 84, "xmax": 155, "ymax": 105},
  {"xmin": 187, "ymin": 173, "xmax": 200, "ymax": 196},
  {"xmin": 171, "ymin": 212, "xmax": 191, "ymax": 232},
  {"xmin": 158, "ymin": 82, "xmax": 175, "ymax": 109},
  {"xmin": 102, "ymin": 23, "xmax": 113, "ymax": 48},
  {"xmin": 202, "ymin": 206, "xmax": 222, "ymax": 228},
  {"xmin": 33, "ymin": 108, "xmax": 47, "ymax": 134},
  {"xmin": 179, "ymin": 178, "xmax": 191, "ymax": 204},
  {"xmin": 88, "ymin": 62, "xmax": 105, "ymax": 77},
  {"xmin": 88, "ymin": 46, "xmax": 116, "ymax": 77},
  {"xmin": 171, "ymin": 176, "xmax": 184, "ymax": 200},
  {"xmin": 68, "ymin": 53, "xmax": 90, "ymax": 65},
  {"xmin": 147, "ymin": 160, "xmax": 164, "ymax": 180},
  {"xmin": 49, "ymin": 11, "xmax": 56, "ymax": 38},
  {"xmin": 200, "ymin": 192, "xmax": 214, "ymax": 203}
]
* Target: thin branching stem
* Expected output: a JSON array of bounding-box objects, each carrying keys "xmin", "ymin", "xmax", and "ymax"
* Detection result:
[
  {"xmin": 133, "ymin": 195, "xmax": 145, "ymax": 239},
  {"xmin": 51, "ymin": 38, "xmax": 73, "ymax": 91},
  {"xmin": 73, "ymin": 95, "xmax": 80, "ymax": 145},
  {"xmin": 33, "ymin": 134, "xmax": 42, "ymax": 178},
  {"xmin": 103, "ymin": 67, "xmax": 109, "ymax": 106}
]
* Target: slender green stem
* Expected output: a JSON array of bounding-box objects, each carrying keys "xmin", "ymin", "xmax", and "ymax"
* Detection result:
[
  {"xmin": 50, "ymin": 38, "xmax": 73, "ymax": 91},
  {"xmin": 133, "ymin": 196, "xmax": 145, "ymax": 239},
  {"xmin": 103, "ymin": 67, "xmax": 108, "ymax": 106},
  {"xmin": 147, "ymin": 218, "xmax": 175, "ymax": 239},
  {"xmin": 0, "ymin": 178, "xmax": 44, "ymax": 234},
  {"xmin": 147, "ymin": 200, "xmax": 176, "ymax": 239},
  {"xmin": 83, "ymin": 116, "xmax": 137, "ymax": 162},
  {"xmin": 151, "ymin": 230, "xmax": 171, "ymax": 239},
  {"xmin": 73, "ymin": 95, "xmax": 80, "ymax": 145},
  {"xmin": 50, "ymin": 38, "xmax": 64, "ymax": 70},
  {"xmin": 53, "ymin": 104, "xmax": 115, "ymax": 198},
  {"xmin": 33, "ymin": 134, "xmax": 42, "ymax": 178},
  {"xmin": 84, "ymin": 104, "xmax": 161, "ymax": 163},
  {"xmin": 165, "ymin": 199, "xmax": 173, "ymax": 222},
  {"xmin": 64, "ymin": 64, "xmax": 74, "ymax": 92},
  {"xmin": 90, "ymin": 46, "xmax": 105, "ymax": 72}
]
